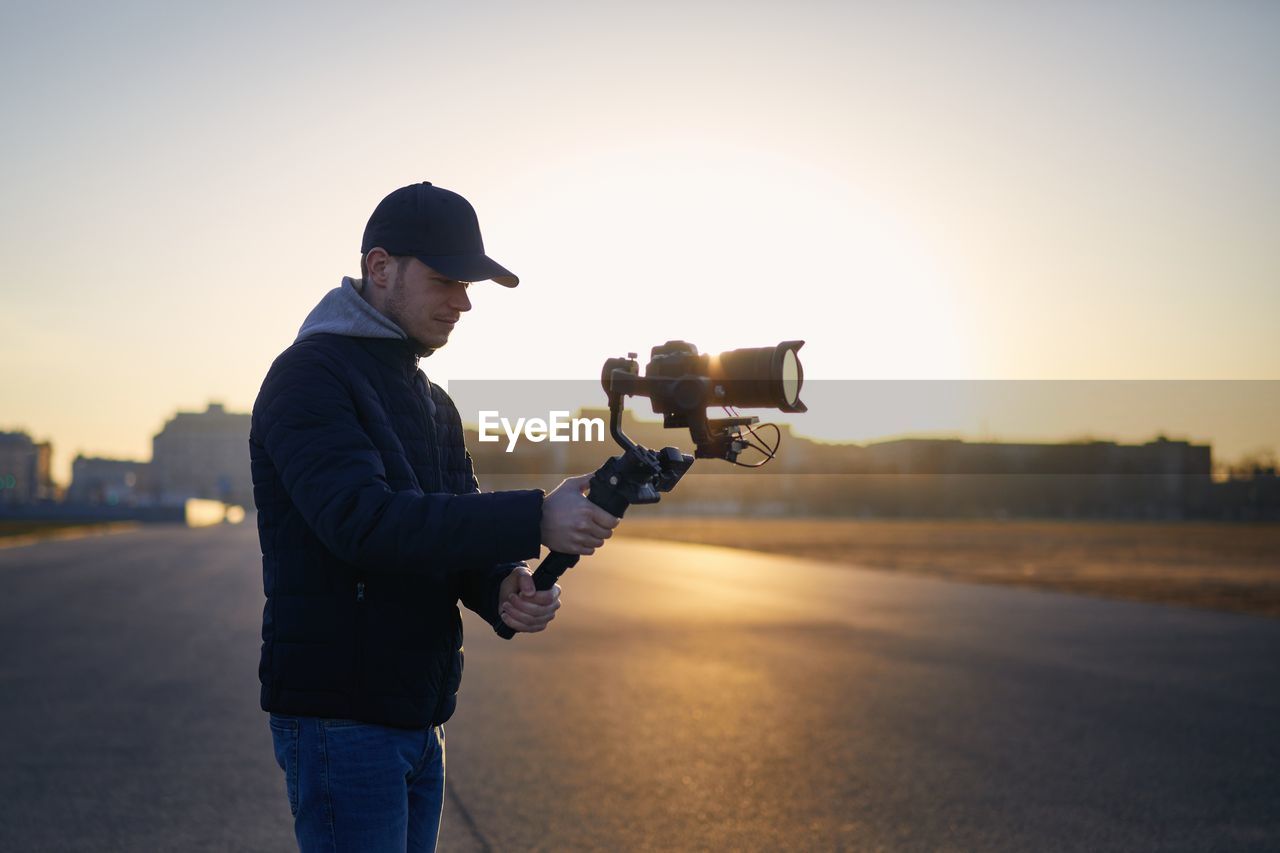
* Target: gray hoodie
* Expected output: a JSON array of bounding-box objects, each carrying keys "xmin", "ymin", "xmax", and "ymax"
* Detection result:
[
  {"xmin": 295, "ymin": 277, "xmax": 407, "ymax": 344},
  {"xmin": 293, "ymin": 277, "xmax": 437, "ymax": 415}
]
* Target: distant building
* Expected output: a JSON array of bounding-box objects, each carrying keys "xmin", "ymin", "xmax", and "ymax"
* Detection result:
[
  {"xmin": 862, "ymin": 436, "xmax": 1212, "ymax": 480},
  {"xmin": 149, "ymin": 402, "xmax": 252, "ymax": 506},
  {"xmin": 1213, "ymin": 466, "xmax": 1280, "ymax": 521},
  {"xmin": 67, "ymin": 455, "xmax": 149, "ymax": 506},
  {"xmin": 0, "ymin": 431, "xmax": 55, "ymax": 506},
  {"xmin": 843, "ymin": 436, "xmax": 1213, "ymax": 519}
]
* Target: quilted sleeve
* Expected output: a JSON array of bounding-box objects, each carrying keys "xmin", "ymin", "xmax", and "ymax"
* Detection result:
[
  {"xmin": 252, "ymin": 345, "xmax": 543, "ymax": 575},
  {"xmin": 454, "ymin": 446, "xmax": 530, "ymax": 635}
]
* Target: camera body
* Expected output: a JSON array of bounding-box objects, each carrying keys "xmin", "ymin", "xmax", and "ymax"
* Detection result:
[{"xmin": 601, "ymin": 340, "xmax": 806, "ymax": 461}]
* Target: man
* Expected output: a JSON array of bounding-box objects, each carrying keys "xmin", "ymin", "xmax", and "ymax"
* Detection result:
[{"xmin": 250, "ymin": 181, "xmax": 619, "ymax": 852}]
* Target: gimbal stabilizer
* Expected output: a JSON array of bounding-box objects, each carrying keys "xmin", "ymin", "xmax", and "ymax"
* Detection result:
[{"xmin": 496, "ymin": 341, "xmax": 805, "ymax": 640}]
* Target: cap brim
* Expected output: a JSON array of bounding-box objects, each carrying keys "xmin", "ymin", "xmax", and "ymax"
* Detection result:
[{"xmin": 416, "ymin": 253, "xmax": 519, "ymax": 287}]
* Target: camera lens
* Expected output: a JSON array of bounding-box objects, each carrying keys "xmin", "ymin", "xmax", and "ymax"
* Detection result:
[{"xmin": 713, "ymin": 341, "xmax": 806, "ymax": 412}]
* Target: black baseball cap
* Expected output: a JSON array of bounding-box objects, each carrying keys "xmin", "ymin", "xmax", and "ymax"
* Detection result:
[{"xmin": 361, "ymin": 182, "xmax": 519, "ymax": 287}]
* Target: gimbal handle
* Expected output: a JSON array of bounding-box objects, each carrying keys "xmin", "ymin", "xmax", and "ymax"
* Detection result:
[
  {"xmin": 494, "ymin": 446, "xmax": 690, "ymax": 640},
  {"xmin": 493, "ymin": 476, "xmax": 626, "ymax": 640}
]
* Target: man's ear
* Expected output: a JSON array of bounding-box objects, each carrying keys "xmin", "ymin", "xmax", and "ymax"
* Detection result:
[{"xmin": 364, "ymin": 248, "xmax": 393, "ymax": 289}]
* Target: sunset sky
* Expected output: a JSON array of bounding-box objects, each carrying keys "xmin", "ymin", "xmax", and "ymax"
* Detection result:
[{"xmin": 2, "ymin": 1, "xmax": 1277, "ymax": 483}]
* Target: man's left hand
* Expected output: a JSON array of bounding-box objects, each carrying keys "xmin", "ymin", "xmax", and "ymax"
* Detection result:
[{"xmin": 498, "ymin": 566, "xmax": 561, "ymax": 633}]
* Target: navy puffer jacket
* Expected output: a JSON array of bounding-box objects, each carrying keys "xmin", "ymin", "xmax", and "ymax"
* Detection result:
[{"xmin": 251, "ymin": 289, "xmax": 543, "ymax": 728}]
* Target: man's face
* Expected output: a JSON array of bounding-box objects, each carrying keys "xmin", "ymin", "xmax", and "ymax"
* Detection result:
[{"xmin": 384, "ymin": 257, "xmax": 472, "ymax": 353}]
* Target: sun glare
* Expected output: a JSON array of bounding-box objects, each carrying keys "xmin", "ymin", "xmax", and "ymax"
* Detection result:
[{"xmin": 486, "ymin": 139, "xmax": 971, "ymax": 383}]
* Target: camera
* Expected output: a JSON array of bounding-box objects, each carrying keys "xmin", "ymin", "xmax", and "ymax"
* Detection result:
[
  {"xmin": 495, "ymin": 338, "xmax": 808, "ymax": 637},
  {"xmin": 601, "ymin": 340, "xmax": 806, "ymax": 461}
]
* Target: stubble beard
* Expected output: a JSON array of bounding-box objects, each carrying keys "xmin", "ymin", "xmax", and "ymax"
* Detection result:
[{"xmin": 386, "ymin": 265, "xmax": 444, "ymax": 356}]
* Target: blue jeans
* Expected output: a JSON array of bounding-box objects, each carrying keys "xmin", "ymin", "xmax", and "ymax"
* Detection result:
[{"xmin": 269, "ymin": 714, "xmax": 446, "ymax": 853}]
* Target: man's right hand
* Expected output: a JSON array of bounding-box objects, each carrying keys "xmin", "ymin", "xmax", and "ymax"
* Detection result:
[{"xmin": 540, "ymin": 474, "xmax": 620, "ymax": 555}]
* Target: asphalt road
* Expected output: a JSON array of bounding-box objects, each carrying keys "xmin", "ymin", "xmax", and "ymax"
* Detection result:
[{"xmin": 0, "ymin": 523, "xmax": 1276, "ymax": 852}]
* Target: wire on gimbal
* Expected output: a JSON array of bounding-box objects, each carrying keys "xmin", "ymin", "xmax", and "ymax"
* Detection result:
[{"xmin": 722, "ymin": 406, "xmax": 781, "ymax": 467}]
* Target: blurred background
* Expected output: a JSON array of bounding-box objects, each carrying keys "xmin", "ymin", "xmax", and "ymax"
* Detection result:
[
  {"xmin": 1, "ymin": 2, "xmax": 1278, "ymax": 850},
  {"xmin": 2, "ymin": 0, "xmax": 1278, "ymax": 478},
  {"xmin": 2, "ymin": 0, "xmax": 1277, "ymax": 595}
]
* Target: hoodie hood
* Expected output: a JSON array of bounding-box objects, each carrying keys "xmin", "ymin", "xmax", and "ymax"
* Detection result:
[{"xmin": 295, "ymin": 277, "xmax": 408, "ymax": 344}]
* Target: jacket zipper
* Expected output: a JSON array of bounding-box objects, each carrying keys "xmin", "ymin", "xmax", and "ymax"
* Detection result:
[
  {"xmin": 356, "ymin": 581, "xmax": 365, "ymax": 602},
  {"xmin": 414, "ymin": 373, "xmax": 445, "ymax": 491}
]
